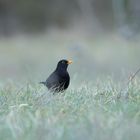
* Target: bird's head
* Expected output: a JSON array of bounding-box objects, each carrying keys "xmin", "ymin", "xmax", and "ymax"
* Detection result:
[{"xmin": 56, "ymin": 59, "xmax": 72, "ymax": 71}]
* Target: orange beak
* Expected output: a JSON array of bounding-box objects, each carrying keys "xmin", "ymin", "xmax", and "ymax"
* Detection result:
[{"xmin": 67, "ymin": 60, "xmax": 72, "ymax": 64}]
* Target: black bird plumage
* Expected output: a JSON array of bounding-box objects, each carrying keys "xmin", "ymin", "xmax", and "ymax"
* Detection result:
[{"xmin": 40, "ymin": 59, "xmax": 72, "ymax": 93}]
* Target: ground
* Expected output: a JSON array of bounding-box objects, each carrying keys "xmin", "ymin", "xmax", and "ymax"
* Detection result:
[{"xmin": 0, "ymin": 33, "xmax": 140, "ymax": 140}]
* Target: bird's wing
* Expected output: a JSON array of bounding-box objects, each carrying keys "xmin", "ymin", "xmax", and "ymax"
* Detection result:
[{"xmin": 46, "ymin": 72, "xmax": 59, "ymax": 88}]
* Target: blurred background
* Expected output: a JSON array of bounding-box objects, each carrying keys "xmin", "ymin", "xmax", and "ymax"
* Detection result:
[{"xmin": 0, "ymin": 0, "xmax": 140, "ymax": 84}]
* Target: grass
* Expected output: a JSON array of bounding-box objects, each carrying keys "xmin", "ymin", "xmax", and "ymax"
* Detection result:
[
  {"xmin": 0, "ymin": 34, "xmax": 140, "ymax": 140},
  {"xmin": 0, "ymin": 78, "xmax": 140, "ymax": 140}
]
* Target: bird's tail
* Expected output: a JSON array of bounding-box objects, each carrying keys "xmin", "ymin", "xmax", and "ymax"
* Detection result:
[{"xmin": 39, "ymin": 81, "xmax": 46, "ymax": 85}]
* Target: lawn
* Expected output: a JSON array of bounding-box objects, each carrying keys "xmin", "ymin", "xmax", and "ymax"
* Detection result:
[{"xmin": 0, "ymin": 34, "xmax": 140, "ymax": 140}]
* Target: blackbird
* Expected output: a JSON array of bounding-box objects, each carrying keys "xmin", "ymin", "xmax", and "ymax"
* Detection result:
[{"xmin": 40, "ymin": 59, "xmax": 72, "ymax": 93}]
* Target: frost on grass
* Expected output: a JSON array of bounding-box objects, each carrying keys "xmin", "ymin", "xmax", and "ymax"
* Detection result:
[{"xmin": 0, "ymin": 79, "xmax": 140, "ymax": 140}]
